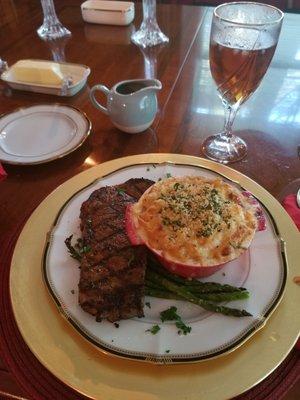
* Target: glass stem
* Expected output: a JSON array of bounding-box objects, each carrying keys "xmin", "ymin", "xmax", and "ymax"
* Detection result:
[
  {"xmin": 131, "ymin": 0, "xmax": 168, "ymax": 47},
  {"xmin": 142, "ymin": 0, "xmax": 157, "ymax": 26},
  {"xmin": 222, "ymin": 101, "xmax": 240, "ymax": 140},
  {"xmin": 38, "ymin": 0, "xmax": 71, "ymax": 39},
  {"xmin": 40, "ymin": 0, "xmax": 60, "ymax": 26},
  {"xmin": 0, "ymin": 57, "xmax": 8, "ymax": 72}
]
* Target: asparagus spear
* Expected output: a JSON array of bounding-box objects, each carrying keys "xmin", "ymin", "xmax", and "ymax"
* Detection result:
[
  {"xmin": 146, "ymin": 269, "xmax": 246, "ymax": 294},
  {"xmin": 145, "ymin": 286, "xmax": 250, "ymax": 303},
  {"xmin": 146, "ymin": 270, "xmax": 252, "ymax": 317},
  {"xmin": 146, "ymin": 269, "xmax": 250, "ymax": 301},
  {"xmin": 147, "ymin": 257, "xmax": 247, "ymax": 293},
  {"xmin": 194, "ymin": 291, "xmax": 250, "ymax": 302},
  {"xmin": 145, "ymin": 287, "xmax": 182, "ymax": 300},
  {"xmin": 145, "ymin": 280, "xmax": 166, "ymax": 290}
]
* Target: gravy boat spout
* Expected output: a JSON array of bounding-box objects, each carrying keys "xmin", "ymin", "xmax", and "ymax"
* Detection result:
[
  {"xmin": 139, "ymin": 79, "xmax": 162, "ymax": 92},
  {"xmin": 114, "ymin": 79, "xmax": 162, "ymax": 95}
]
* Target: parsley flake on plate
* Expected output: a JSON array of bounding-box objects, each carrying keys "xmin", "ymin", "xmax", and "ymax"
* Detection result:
[
  {"xmin": 160, "ymin": 306, "xmax": 192, "ymax": 335},
  {"xmin": 146, "ymin": 325, "xmax": 160, "ymax": 335}
]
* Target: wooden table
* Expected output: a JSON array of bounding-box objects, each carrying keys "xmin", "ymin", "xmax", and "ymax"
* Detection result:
[{"xmin": 0, "ymin": 1, "xmax": 299, "ymax": 398}]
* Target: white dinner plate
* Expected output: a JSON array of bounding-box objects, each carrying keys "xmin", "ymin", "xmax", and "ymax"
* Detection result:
[
  {"xmin": 0, "ymin": 104, "xmax": 91, "ymax": 165},
  {"xmin": 43, "ymin": 162, "xmax": 287, "ymax": 363}
]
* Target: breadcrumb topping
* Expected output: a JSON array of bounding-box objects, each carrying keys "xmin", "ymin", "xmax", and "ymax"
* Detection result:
[{"xmin": 132, "ymin": 176, "xmax": 258, "ymax": 266}]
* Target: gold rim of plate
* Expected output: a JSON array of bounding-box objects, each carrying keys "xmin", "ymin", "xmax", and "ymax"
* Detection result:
[{"xmin": 10, "ymin": 154, "xmax": 300, "ymax": 400}]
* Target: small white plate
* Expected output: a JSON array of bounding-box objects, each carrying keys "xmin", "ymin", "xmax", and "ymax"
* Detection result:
[
  {"xmin": 1, "ymin": 59, "xmax": 91, "ymax": 97},
  {"xmin": 0, "ymin": 104, "xmax": 91, "ymax": 165}
]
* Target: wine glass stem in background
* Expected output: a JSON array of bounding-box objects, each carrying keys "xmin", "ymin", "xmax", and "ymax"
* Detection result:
[
  {"xmin": 38, "ymin": 0, "xmax": 71, "ymax": 40},
  {"xmin": 222, "ymin": 102, "xmax": 239, "ymax": 139},
  {"xmin": 131, "ymin": 0, "xmax": 169, "ymax": 47},
  {"xmin": 41, "ymin": 0, "xmax": 60, "ymax": 28},
  {"xmin": 0, "ymin": 57, "xmax": 8, "ymax": 72},
  {"xmin": 143, "ymin": 0, "xmax": 156, "ymax": 26}
]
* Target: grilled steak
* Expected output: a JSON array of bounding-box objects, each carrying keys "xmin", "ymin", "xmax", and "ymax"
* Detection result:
[{"xmin": 78, "ymin": 178, "xmax": 154, "ymax": 322}]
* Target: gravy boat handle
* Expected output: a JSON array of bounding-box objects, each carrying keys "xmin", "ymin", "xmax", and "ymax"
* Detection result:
[{"xmin": 90, "ymin": 84, "xmax": 110, "ymax": 115}]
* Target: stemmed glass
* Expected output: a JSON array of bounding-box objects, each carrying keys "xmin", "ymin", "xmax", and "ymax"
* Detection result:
[
  {"xmin": 138, "ymin": 45, "xmax": 164, "ymax": 79},
  {"xmin": 202, "ymin": 2, "xmax": 283, "ymax": 163},
  {"xmin": 131, "ymin": 0, "xmax": 169, "ymax": 48},
  {"xmin": 44, "ymin": 36, "xmax": 70, "ymax": 62},
  {"xmin": 37, "ymin": 0, "xmax": 71, "ymax": 40},
  {"xmin": 0, "ymin": 58, "xmax": 8, "ymax": 72}
]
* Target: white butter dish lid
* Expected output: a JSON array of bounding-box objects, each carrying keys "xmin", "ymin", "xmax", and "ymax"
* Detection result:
[
  {"xmin": 81, "ymin": 0, "xmax": 133, "ymax": 13},
  {"xmin": 81, "ymin": 0, "xmax": 135, "ymax": 26}
]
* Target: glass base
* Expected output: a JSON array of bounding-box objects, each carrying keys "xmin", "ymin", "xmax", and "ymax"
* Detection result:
[
  {"xmin": 0, "ymin": 58, "xmax": 8, "ymax": 73},
  {"xmin": 131, "ymin": 24, "xmax": 169, "ymax": 48},
  {"xmin": 37, "ymin": 23, "xmax": 71, "ymax": 40},
  {"xmin": 202, "ymin": 133, "xmax": 247, "ymax": 164}
]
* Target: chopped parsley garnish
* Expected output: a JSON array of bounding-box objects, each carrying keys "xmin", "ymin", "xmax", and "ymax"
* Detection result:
[
  {"xmin": 160, "ymin": 306, "xmax": 191, "ymax": 335},
  {"xmin": 162, "ymin": 216, "xmax": 185, "ymax": 229},
  {"xmin": 175, "ymin": 320, "xmax": 191, "ymax": 335},
  {"xmin": 146, "ymin": 324, "xmax": 160, "ymax": 334},
  {"xmin": 156, "ymin": 181, "xmax": 234, "ymax": 239},
  {"xmin": 81, "ymin": 245, "xmax": 91, "ymax": 254},
  {"xmin": 196, "ymin": 227, "xmax": 213, "ymax": 237},
  {"xmin": 160, "ymin": 306, "xmax": 179, "ymax": 322},
  {"xmin": 65, "ymin": 235, "xmax": 91, "ymax": 261},
  {"xmin": 116, "ymin": 188, "xmax": 125, "ymax": 195},
  {"xmin": 166, "ymin": 173, "xmax": 172, "ymax": 178},
  {"xmin": 145, "ymin": 302, "xmax": 151, "ymax": 309},
  {"xmin": 165, "ymin": 349, "xmax": 170, "ymax": 353},
  {"xmin": 173, "ymin": 182, "xmax": 184, "ymax": 191}
]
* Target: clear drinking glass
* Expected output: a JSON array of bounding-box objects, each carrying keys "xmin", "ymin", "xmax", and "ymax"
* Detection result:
[
  {"xmin": 131, "ymin": 0, "xmax": 169, "ymax": 48},
  {"xmin": 0, "ymin": 58, "xmax": 8, "ymax": 72},
  {"xmin": 202, "ymin": 2, "xmax": 283, "ymax": 163},
  {"xmin": 37, "ymin": 0, "xmax": 71, "ymax": 40},
  {"xmin": 138, "ymin": 45, "xmax": 164, "ymax": 79},
  {"xmin": 45, "ymin": 37, "xmax": 70, "ymax": 62}
]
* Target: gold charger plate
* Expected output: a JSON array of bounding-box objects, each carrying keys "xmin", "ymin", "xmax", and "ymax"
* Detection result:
[{"xmin": 10, "ymin": 154, "xmax": 300, "ymax": 400}]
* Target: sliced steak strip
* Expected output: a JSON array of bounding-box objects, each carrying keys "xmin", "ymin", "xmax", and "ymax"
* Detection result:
[{"xmin": 78, "ymin": 178, "xmax": 154, "ymax": 322}]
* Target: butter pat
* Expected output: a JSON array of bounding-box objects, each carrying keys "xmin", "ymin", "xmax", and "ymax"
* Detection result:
[{"xmin": 11, "ymin": 60, "xmax": 64, "ymax": 86}]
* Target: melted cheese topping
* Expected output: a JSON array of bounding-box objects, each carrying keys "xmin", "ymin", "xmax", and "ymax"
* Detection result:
[{"xmin": 132, "ymin": 176, "xmax": 258, "ymax": 266}]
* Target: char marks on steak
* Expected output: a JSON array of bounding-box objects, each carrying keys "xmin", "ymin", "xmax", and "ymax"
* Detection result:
[{"xmin": 79, "ymin": 178, "xmax": 154, "ymax": 322}]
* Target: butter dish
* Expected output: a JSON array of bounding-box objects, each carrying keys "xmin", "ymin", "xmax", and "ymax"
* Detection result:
[
  {"xmin": 81, "ymin": 0, "xmax": 134, "ymax": 26},
  {"xmin": 1, "ymin": 59, "xmax": 91, "ymax": 97}
]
